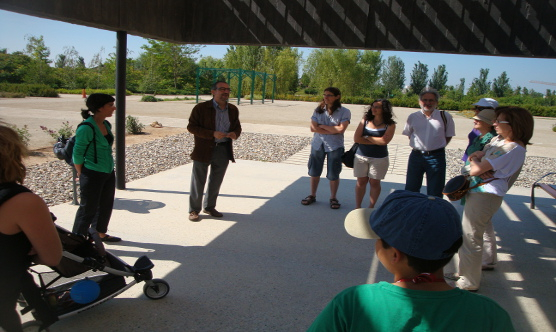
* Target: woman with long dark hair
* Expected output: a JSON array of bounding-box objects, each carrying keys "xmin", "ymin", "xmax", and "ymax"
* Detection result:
[
  {"xmin": 72, "ymin": 93, "xmax": 121, "ymax": 242},
  {"xmin": 301, "ymin": 87, "xmax": 351, "ymax": 209},
  {"xmin": 353, "ymin": 99, "xmax": 396, "ymax": 208}
]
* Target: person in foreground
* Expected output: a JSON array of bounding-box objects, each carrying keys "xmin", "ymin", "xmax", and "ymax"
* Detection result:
[
  {"xmin": 0, "ymin": 124, "xmax": 63, "ymax": 332},
  {"xmin": 307, "ymin": 190, "xmax": 515, "ymax": 332},
  {"xmin": 72, "ymin": 93, "xmax": 121, "ymax": 242},
  {"xmin": 187, "ymin": 81, "xmax": 242, "ymax": 221},
  {"xmin": 456, "ymin": 107, "xmax": 534, "ymax": 291},
  {"xmin": 301, "ymin": 87, "xmax": 351, "ymax": 209}
]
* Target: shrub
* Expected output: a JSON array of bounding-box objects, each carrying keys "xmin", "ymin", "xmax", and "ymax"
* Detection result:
[
  {"xmin": 553, "ymin": 124, "xmax": 556, "ymax": 132},
  {"xmin": 141, "ymin": 95, "xmax": 160, "ymax": 102},
  {"xmin": 40, "ymin": 121, "xmax": 74, "ymax": 140},
  {"xmin": 0, "ymin": 91, "xmax": 26, "ymax": 98},
  {"xmin": 8, "ymin": 124, "xmax": 31, "ymax": 146},
  {"xmin": 126, "ymin": 115, "xmax": 145, "ymax": 134},
  {"xmin": 0, "ymin": 83, "xmax": 58, "ymax": 97}
]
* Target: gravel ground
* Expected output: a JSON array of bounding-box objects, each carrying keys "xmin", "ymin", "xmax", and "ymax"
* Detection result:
[
  {"xmin": 24, "ymin": 132, "xmax": 312, "ymax": 206},
  {"xmin": 24, "ymin": 132, "xmax": 555, "ymax": 206}
]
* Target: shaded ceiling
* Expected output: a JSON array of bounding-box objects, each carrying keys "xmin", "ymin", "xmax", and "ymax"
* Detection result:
[{"xmin": 1, "ymin": 0, "xmax": 555, "ymax": 58}]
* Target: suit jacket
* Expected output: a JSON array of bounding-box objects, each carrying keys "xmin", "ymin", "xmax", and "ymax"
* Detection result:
[{"xmin": 187, "ymin": 100, "xmax": 242, "ymax": 163}]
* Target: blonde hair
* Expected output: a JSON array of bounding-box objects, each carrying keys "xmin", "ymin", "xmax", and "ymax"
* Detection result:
[{"xmin": 0, "ymin": 124, "xmax": 28, "ymax": 184}]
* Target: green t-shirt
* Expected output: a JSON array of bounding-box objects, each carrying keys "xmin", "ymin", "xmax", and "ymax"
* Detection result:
[{"xmin": 307, "ymin": 282, "xmax": 515, "ymax": 332}]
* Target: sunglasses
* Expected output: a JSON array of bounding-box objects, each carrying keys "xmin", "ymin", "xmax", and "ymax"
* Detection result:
[{"xmin": 494, "ymin": 119, "xmax": 510, "ymax": 124}]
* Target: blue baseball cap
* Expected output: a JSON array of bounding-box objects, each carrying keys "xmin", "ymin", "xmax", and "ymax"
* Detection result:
[{"xmin": 344, "ymin": 190, "xmax": 462, "ymax": 260}]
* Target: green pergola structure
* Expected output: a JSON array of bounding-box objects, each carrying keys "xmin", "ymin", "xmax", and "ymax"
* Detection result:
[{"xmin": 195, "ymin": 68, "xmax": 276, "ymax": 105}]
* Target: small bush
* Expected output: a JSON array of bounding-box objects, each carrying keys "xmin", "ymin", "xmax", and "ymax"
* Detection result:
[
  {"xmin": 40, "ymin": 121, "xmax": 74, "ymax": 140},
  {"xmin": 0, "ymin": 83, "xmax": 58, "ymax": 97},
  {"xmin": 8, "ymin": 124, "xmax": 31, "ymax": 146},
  {"xmin": 0, "ymin": 91, "xmax": 26, "ymax": 98},
  {"xmin": 126, "ymin": 115, "xmax": 145, "ymax": 134},
  {"xmin": 553, "ymin": 124, "xmax": 556, "ymax": 132},
  {"xmin": 141, "ymin": 95, "xmax": 161, "ymax": 102}
]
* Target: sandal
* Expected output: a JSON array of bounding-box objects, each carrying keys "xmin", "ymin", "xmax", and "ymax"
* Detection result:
[
  {"xmin": 330, "ymin": 198, "xmax": 341, "ymax": 209},
  {"xmin": 301, "ymin": 195, "xmax": 316, "ymax": 205}
]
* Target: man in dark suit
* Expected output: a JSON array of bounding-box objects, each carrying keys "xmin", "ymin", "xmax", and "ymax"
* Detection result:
[{"xmin": 187, "ymin": 81, "xmax": 242, "ymax": 221}]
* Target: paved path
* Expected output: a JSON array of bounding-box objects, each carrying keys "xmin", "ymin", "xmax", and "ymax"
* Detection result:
[{"xmin": 1, "ymin": 95, "xmax": 554, "ymax": 331}]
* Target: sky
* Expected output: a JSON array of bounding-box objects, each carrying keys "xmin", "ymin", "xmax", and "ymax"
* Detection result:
[{"xmin": 1, "ymin": 9, "xmax": 555, "ymax": 92}]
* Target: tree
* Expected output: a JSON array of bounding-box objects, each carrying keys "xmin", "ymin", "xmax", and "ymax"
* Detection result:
[
  {"xmin": 445, "ymin": 78, "xmax": 465, "ymax": 101},
  {"xmin": 269, "ymin": 47, "xmax": 301, "ymax": 94},
  {"xmin": 22, "ymin": 35, "xmax": 55, "ymax": 85},
  {"xmin": 491, "ymin": 71, "xmax": 512, "ymax": 97},
  {"xmin": 302, "ymin": 48, "xmax": 379, "ymax": 96},
  {"xmin": 429, "ymin": 64, "xmax": 448, "ymax": 92},
  {"xmin": 468, "ymin": 68, "xmax": 491, "ymax": 96},
  {"xmin": 55, "ymin": 46, "xmax": 86, "ymax": 89},
  {"xmin": 0, "ymin": 51, "xmax": 31, "ymax": 83},
  {"xmin": 24, "ymin": 35, "xmax": 50, "ymax": 63},
  {"xmin": 358, "ymin": 50, "xmax": 383, "ymax": 95},
  {"xmin": 409, "ymin": 61, "xmax": 428, "ymax": 95},
  {"xmin": 140, "ymin": 40, "xmax": 201, "ymax": 90},
  {"xmin": 381, "ymin": 56, "xmax": 405, "ymax": 96}
]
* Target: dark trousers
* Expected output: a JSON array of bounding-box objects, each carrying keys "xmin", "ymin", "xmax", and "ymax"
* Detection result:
[
  {"xmin": 72, "ymin": 167, "xmax": 116, "ymax": 236},
  {"xmin": 189, "ymin": 145, "xmax": 230, "ymax": 212},
  {"xmin": 405, "ymin": 150, "xmax": 446, "ymax": 197}
]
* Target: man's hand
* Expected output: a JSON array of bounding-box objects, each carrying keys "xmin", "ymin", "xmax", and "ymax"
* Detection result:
[
  {"xmin": 214, "ymin": 131, "xmax": 227, "ymax": 140},
  {"xmin": 227, "ymin": 132, "xmax": 237, "ymax": 140}
]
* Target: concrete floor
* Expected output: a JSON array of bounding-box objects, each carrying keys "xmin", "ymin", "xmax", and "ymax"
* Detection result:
[{"xmin": 1, "ymin": 94, "xmax": 555, "ymax": 331}]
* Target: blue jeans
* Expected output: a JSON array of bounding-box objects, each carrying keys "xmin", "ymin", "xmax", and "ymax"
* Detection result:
[
  {"xmin": 405, "ymin": 150, "xmax": 446, "ymax": 197},
  {"xmin": 308, "ymin": 146, "xmax": 344, "ymax": 181}
]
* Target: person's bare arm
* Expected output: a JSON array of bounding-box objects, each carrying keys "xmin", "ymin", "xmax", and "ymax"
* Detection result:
[{"xmin": 14, "ymin": 193, "xmax": 63, "ymax": 266}]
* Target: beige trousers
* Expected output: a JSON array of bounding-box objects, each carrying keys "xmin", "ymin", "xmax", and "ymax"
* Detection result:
[{"xmin": 458, "ymin": 192, "xmax": 503, "ymax": 289}]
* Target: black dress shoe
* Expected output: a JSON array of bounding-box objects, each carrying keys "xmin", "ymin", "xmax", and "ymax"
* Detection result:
[
  {"xmin": 101, "ymin": 234, "xmax": 122, "ymax": 242},
  {"xmin": 203, "ymin": 208, "xmax": 223, "ymax": 217}
]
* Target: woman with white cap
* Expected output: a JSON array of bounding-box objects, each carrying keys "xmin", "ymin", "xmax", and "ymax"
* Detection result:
[{"xmin": 462, "ymin": 98, "xmax": 499, "ymax": 161}]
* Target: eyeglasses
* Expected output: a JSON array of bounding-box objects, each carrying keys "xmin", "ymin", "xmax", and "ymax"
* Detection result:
[
  {"xmin": 323, "ymin": 94, "xmax": 336, "ymax": 97},
  {"xmin": 494, "ymin": 120, "xmax": 510, "ymax": 124},
  {"xmin": 475, "ymin": 107, "xmax": 487, "ymax": 111},
  {"xmin": 216, "ymin": 87, "xmax": 231, "ymax": 92},
  {"xmin": 420, "ymin": 99, "xmax": 437, "ymax": 103}
]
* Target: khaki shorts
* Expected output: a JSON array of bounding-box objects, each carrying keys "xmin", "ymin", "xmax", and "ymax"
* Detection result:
[{"xmin": 353, "ymin": 154, "xmax": 389, "ymax": 179}]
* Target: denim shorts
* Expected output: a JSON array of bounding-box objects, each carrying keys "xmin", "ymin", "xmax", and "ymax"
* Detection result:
[{"xmin": 308, "ymin": 147, "xmax": 344, "ymax": 181}]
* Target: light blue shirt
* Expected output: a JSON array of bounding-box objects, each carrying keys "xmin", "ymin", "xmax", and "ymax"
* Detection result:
[
  {"xmin": 311, "ymin": 106, "xmax": 351, "ymax": 152},
  {"xmin": 213, "ymin": 99, "xmax": 230, "ymax": 143}
]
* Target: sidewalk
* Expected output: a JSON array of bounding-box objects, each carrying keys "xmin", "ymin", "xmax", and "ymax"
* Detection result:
[{"xmin": 44, "ymin": 160, "xmax": 555, "ymax": 331}]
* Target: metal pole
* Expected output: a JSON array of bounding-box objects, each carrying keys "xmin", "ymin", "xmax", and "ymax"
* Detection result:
[
  {"xmin": 72, "ymin": 167, "xmax": 79, "ymax": 205},
  {"xmin": 195, "ymin": 67, "xmax": 200, "ymax": 103},
  {"xmin": 115, "ymin": 31, "xmax": 127, "ymax": 190}
]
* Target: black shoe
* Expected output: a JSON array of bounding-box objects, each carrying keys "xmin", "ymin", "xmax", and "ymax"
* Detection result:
[
  {"xmin": 203, "ymin": 208, "xmax": 223, "ymax": 217},
  {"xmin": 101, "ymin": 234, "xmax": 122, "ymax": 242}
]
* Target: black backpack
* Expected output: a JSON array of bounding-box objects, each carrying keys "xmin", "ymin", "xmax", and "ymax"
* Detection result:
[{"xmin": 53, "ymin": 122, "xmax": 97, "ymax": 166}]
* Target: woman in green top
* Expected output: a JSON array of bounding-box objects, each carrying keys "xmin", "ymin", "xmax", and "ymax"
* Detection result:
[
  {"xmin": 464, "ymin": 108, "xmax": 497, "ymax": 163},
  {"xmin": 72, "ymin": 93, "xmax": 121, "ymax": 242}
]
